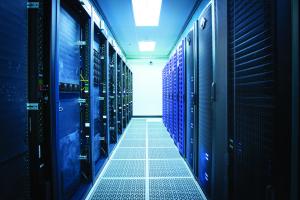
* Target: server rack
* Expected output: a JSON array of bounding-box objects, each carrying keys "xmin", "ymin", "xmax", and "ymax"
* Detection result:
[
  {"xmin": 162, "ymin": 66, "xmax": 166, "ymax": 125},
  {"xmin": 172, "ymin": 51, "xmax": 179, "ymax": 145},
  {"xmin": 108, "ymin": 44, "xmax": 118, "ymax": 145},
  {"xmin": 168, "ymin": 60, "xmax": 173, "ymax": 134},
  {"xmin": 0, "ymin": 1, "xmax": 29, "ymax": 199},
  {"xmin": 124, "ymin": 65, "xmax": 131, "ymax": 124},
  {"xmin": 56, "ymin": 1, "xmax": 93, "ymax": 199},
  {"xmin": 93, "ymin": 22, "xmax": 109, "ymax": 176},
  {"xmin": 122, "ymin": 64, "xmax": 127, "ymax": 127},
  {"xmin": 185, "ymin": 27, "xmax": 198, "ymax": 173},
  {"xmin": 162, "ymin": 45, "xmax": 185, "ymax": 152},
  {"xmin": 129, "ymin": 70, "xmax": 133, "ymax": 120},
  {"xmin": 117, "ymin": 55, "xmax": 123, "ymax": 135},
  {"xmin": 162, "ymin": 63, "xmax": 168, "ymax": 127},
  {"xmin": 227, "ymin": 0, "xmax": 292, "ymax": 199},
  {"xmin": 197, "ymin": 4, "xmax": 213, "ymax": 197},
  {"xmin": 1, "ymin": 0, "xmax": 133, "ymax": 199},
  {"xmin": 177, "ymin": 40, "xmax": 185, "ymax": 156}
]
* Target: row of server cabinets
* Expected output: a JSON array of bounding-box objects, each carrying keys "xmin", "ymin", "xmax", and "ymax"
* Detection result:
[
  {"xmin": 163, "ymin": 1, "xmax": 298, "ymax": 200},
  {"xmin": 0, "ymin": 0, "xmax": 133, "ymax": 199}
]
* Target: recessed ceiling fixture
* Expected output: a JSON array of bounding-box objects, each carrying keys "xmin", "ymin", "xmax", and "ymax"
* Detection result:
[
  {"xmin": 132, "ymin": 0, "xmax": 162, "ymax": 26},
  {"xmin": 138, "ymin": 41, "xmax": 156, "ymax": 51}
]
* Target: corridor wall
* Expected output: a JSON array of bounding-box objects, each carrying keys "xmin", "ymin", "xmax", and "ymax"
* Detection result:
[{"xmin": 128, "ymin": 59, "xmax": 167, "ymax": 117}]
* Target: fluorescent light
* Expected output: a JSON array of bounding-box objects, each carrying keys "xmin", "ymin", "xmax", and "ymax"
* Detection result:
[
  {"xmin": 138, "ymin": 41, "xmax": 156, "ymax": 51},
  {"xmin": 132, "ymin": 0, "xmax": 162, "ymax": 26}
]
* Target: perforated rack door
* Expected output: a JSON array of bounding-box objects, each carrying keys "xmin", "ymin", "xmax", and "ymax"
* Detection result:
[
  {"xmin": 165, "ymin": 61, "xmax": 170, "ymax": 131},
  {"xmin": 227, "ymin": 0, "xmax": 286, "ymax": 199},
  {"xmin": 162, "ymin": 66, "xmax": 166, "ymax": 125},
  {"xmin": 185, "ymin": 29, "xmax": 196, "ymax": 170},
  {"xmin": 58, "ymin": 5, "xmax": 82, "ymax": 198},
  {"xmin": 197, "ymin": 5, "xmax": 213, "ymax": 197},
  {"xmin": 172, "ymin": 51, "xmax": 179, "ymax": 145},
  {"xmin": 178, "ymin": 40, "xmax": 185, "ymax": 156}
]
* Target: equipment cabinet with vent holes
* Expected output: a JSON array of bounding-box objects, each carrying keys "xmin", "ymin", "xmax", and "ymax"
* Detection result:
[
  {"xmin": 0, "ymin": 0, "xmax": 133, "ymax": 199},
  {"xmin": 162, "ymin": 1, "xmax": 297, "ymax": 200}
]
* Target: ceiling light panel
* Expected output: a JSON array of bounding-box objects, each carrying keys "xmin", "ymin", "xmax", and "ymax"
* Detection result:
[
  {"xmin": 132, "ymin": 0, "xmax": 162, "ymax": 26},
  {"xmin": 138, "ymin": 41, "xmax": 156, "ymax": 51}
]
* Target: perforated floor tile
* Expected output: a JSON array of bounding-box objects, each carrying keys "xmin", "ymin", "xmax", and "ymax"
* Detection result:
[
  {"xmin": 87, "ymin": 118, "xmax": 206, "ymax": 200},
  {"xmin": 113, "ymin": 148, "xmax": 146, "ymax": 159},
  {"xmin": 119, "ymin": 139, "xmax": 146, "ymax": 147},
  {"xmin": 148, "ymin": 133, "xmax": 170, "ymax": 139},
  {"xmin": 91, "ymin": 179, "xmax": 145, "ymax": 200},
  {"xmin": 148, "ymin": 139, "xmax": 175, "ymax": 147},
  {"xmin": 148, "ymin": 148, "xmax": 181, "ymax": 159},
  {"xmin": 149, "ymin": 160, "xmax": 191, "ymax": 177},
  {"xmin": 103, "ymin": 160, "xmax": 145, "ymax": 177},
  {"xmin": 149, "ymin": 178, "xmax": 204, "ymax": 200},
  {"xmin": 125, "ymin": 133, "xmax": 146, "ymax": 139}
]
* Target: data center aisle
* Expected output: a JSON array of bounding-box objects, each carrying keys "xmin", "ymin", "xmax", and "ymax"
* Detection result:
[{"xmin": 86, "ymin": 118, "xmax": 206, "ymax": 200}]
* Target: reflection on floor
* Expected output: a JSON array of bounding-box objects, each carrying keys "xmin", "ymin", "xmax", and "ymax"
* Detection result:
[{"xmin": 86, "ymin": 118, "xmax": 206, "ymax": 200}]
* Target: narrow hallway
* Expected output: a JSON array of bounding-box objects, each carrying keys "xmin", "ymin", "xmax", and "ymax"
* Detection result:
[
  {"xmin": 86, "ymin": 118, "xmax": 206, "ymax": 200},
  {"xmin": 0, "ymin": 0, "xmax": 298, "ymax": 199}
]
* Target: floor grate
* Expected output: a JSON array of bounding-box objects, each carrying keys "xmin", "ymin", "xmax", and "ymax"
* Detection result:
[
  {"xmin": 86, "ymin": 118, "xmax": 206, "ymax": 200},
  {"xmin": 149, "ymin": 178, "xmax": 204, "ymax": 200},
  {"xmin": 119, "ymin": 139, "xmax": 146, "ymax": 147},
  {"xmin": 103, "ymin": 160, "xmax": 145, "ymax": 177},
  {"xmin": 148, "ymin": 139, "xmax": 175, "ymax": 147},
  {"xmin": 113, "ymin": 148, "xmax": 146, "ymax": 159},
  {"xmin": 125, "ymin": 133, "xmax": 146, "ymax": 139},
  {"xmin": 91, "ymin": 179, "xmax": 145, "ymax": 200},
  {"xmin": 148, "ymin": 148, "xmax": 181, "ymax": 159},
  {"xmin": 149, "ymin": 160, "xmax": 191, "ymax": 177}
]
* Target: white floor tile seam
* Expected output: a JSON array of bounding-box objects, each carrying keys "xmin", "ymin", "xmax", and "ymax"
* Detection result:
[
  {"xmin": 122, "ymin": 138, "xmax": 146, "ymax": 141},
  {"xmin": 145, "ymin": 120, "xmax": 149, "ymax": 200},
  {"xmin": 148, "ymin": 147, "xmax": 176, "ymax": 148},
  {"xmin": 101, "ymin": 177, "xmax": 147, "ymax": 180},
  {"xmin": 110, "ymin": 158, "xmax": 183, "ymax": 161},
  {"xmin": 111, "ymin": 159, "xmax": 146, "ymax": 160},
  {"xmin": 99, "ymin": 176, "xmax": 194, "ymax": 180}
]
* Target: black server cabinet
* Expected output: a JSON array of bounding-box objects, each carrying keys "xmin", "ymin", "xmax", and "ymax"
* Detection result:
[
  {"xmin": 93, "ymin": 24, "xmax": 109, "ymax": 175},
  {"xmin": 129, "ymin": 70, "xmax": 133, "ymax": 120},
  {"xmin": 0, "ymin": 1, "xmax": 29, "ymax": 199},
  {"xmin": 227, "ymin": 0, "xmax": 292, "ymax": 199},
  {"xmin": 27, "ymin": 0, "xmax": 54, "ymax": 198},
  {"xmin": 197, "ymin": 5, "xmax": 213, "ymax": 198},
  {"xmin": 108, "ymin": 44, "xmax": 118, "ymax": 145},
  {"xmin": 124, "ymin": 65, "xmax": 129, "ymax": 125},
  {"xmin": 122, "ymin": 64, "xmax": 126, "ymax": 128},
  {"xmin": 185, "ymin": 27, "xmax": 198, "ymax": 173},
  {"xmin": 56, "ymin": 1, "xmax": 92, "ymax": 199},
  {"xmin": 117, "ymin": 56, "xmax": 123, "ymax": 135}
]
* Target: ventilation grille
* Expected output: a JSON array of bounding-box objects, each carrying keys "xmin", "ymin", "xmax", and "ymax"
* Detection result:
[
  {"xmin": 198, "ymin": 5, "xmax": 212, "ymax": 197},
  {"xmin": 228, "ymin": 0, "xmax": 275, "ymax": 199},
  {"xmin": 172, "ymin": 51, "xmax": 179, "ymax": 144},
  {"xmin": 149, "ymin": 178, "xmax": 204, "ymax": 200},
  {"xmin": 91, "ymin": 179, "xmax": 145, "ymax": 200},
  {"xmin": 178, "ymin": 40, "xmax": 185, "ymax": 155}
]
